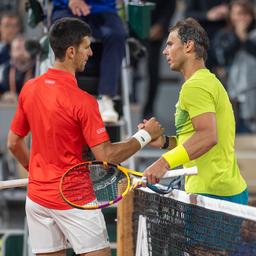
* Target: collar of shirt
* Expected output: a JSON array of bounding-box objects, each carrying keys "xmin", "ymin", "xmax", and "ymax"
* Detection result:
[{"xmin": 46, "ymin": 68, "xmax": 78, "ymax": 88}]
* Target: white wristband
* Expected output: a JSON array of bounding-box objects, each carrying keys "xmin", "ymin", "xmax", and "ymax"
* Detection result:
[{"xmin": 132, "ymin": 129, "xmax": 152, "ymax": 148}]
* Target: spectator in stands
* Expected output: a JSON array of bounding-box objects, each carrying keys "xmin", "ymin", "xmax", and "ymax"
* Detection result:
[
  {"xmin": 185, "ymin": 0, "xmax": 230, "ymax": 70},
  {"xmin": 51, "ymin": 0, "xmax": 127, "ymax": 123},
  {"xmin": 0, "ymin": 12, "xmax": 21, "ymax": 66},
  {"xmin": 143, "ymin": 0, "xmax": 176, "ymax": 119},
  {"xmin": 0, "ymin": 35, "xmax": 36, "ymax": 102},
  {"xmin": 142, "ymin": 18, "xmax": 248, "ymax": 205},
  {"xmin": 213, "ymin": 0, "xmax": 256, "ymax": 133}
]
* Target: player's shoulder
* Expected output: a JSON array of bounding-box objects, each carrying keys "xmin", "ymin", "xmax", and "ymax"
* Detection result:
[
  {"xmin": 184, "ymin": 69, "xmax": 220, "ymax": 90},
  {"xmin": 72, "ymin": 87, "xmax": 98, "ymax": 105},
  {"xmin": 19, "ymin": 74, "xmax": 45, "ymax": 95}
]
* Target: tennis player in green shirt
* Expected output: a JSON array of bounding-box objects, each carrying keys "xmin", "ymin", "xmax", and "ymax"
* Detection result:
[{"xmin": 143, "ymin": 17, "xmax": 248, "ymax": 205}]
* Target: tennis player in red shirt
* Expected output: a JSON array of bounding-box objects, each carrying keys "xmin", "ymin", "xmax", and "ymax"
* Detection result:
[{"xmin": 7, "ymin": 17, "xmax": 163, "ymax": 256}]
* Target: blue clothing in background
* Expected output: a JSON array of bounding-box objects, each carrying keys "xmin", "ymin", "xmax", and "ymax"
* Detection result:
[
  {"xmin": 51, "ymin": 0, "xmax": 126, "ymax": 97},
  {"xmin": 0, "ymin": 44, "xmax": 10, "ymax": 65},
  {"xmin": 52, "ymin": 0, "xmax": 116, "ymax": 14}
]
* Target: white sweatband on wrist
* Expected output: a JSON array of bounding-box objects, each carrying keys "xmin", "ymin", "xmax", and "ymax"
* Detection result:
[{"xmin": 132, "ymin": 129, "xmax": 152, "ymax": 148}]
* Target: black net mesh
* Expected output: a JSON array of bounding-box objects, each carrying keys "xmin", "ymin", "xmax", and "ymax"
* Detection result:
[{"xmin": 133, "ymin": 189, "xmax": 256, "ymax": 256}]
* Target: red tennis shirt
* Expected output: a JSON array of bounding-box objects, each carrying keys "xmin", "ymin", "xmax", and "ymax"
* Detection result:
[{"xmin": 10, "ymin": 68, "xmax": 110, "ymax": 209}]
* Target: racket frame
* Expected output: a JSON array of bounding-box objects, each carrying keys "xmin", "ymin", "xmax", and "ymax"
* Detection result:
[
  {"xmin": 59, "ymin": 161, "xmax": 135, "ymax": 210},
  {"xmin": 59, "ymin": 161, "xmax": 198, "ymax": 210}
]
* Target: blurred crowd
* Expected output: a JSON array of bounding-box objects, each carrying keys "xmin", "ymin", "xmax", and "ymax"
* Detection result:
[
  {"xmin": 0, "ymin": 12, "xmax": 37, "ymax": 102},
  {"xmin": 0, "ymin": 0, "xmax": 256, "ymax": 133}
]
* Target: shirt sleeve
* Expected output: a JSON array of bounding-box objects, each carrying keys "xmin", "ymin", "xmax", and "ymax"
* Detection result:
[
  {"xmin": 10, "ymin": 93, "xmax": 30, "ymax": 137},
  {"xmin": 180, "ymin": 86, "xmax": 216, "ymax": 119},
  {"xmin": 78, "ymin": 96, "xmax": 109, "ymax": 148}
]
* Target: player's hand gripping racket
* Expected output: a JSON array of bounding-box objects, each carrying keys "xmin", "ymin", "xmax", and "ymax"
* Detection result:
[{"xmin": 59, "ymin": 161, "xmax": 198, "ymax": 210}]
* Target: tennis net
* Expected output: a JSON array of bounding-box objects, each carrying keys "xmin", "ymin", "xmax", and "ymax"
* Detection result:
[{"xmin": 133, "ymin": 188, "xmax": 256, "ymax": 256}]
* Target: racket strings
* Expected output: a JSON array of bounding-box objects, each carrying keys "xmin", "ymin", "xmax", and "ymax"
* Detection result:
[
  {"xmin": 89, "ymin": 164, "xmax": 126, "ymax": 203},
  {"xmin": 61, "ymin": 165, "xmax": 94, "ymax": 205},
  {"xmin": 61, "ymin": 163, "xmax": 129, "ymax": 208}
]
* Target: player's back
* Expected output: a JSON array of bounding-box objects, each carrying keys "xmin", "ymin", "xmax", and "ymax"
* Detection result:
[
  {"xmin": 22, "ymin": 69, "xmax": 94, "ymax": 169},
  {"xmin": 18, "ymin": 68, "xmax": 104, "ymax": 208}
]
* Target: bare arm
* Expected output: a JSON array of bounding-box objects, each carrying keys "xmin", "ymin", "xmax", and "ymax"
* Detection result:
[
  {"xmin": 137, "ymin": 119, "xmax": 176, "ymax": 149},
  {"xmin": 7, "ymin": 130, "xmax": 30, "ymax": 170},
  {"xmin": 144, "ymin": 112, "xmax": 217, "ymax": 183},
  {"xmin": 91, "ymin": 138, "xmax": 140, "ymax": 163},
  {"xmin": 91, "ymin": 117, "xmax": 164, "ymax": 163},
  {"xmin": 183, "ymin": 112, "xmax": 217, "ymax": 159}
]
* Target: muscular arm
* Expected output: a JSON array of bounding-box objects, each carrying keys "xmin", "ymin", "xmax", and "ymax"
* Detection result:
[
  {"xmin": 91, "ymin": 138, "xmax": 141, "ymax": 163},
  {"xmin": 7, "ymin": 130, "xmax": 30, "ymax": 170},
  {"xmin": 144, "ymin": 112, "xmax": 217, "ymax": 183},
  {"xmin": 91, "ymin": 117, "xmax": 164, "ymax": 163},
  {"xmin": 184, "ymin": 112, "xmax": 217, "ymax": 159}
]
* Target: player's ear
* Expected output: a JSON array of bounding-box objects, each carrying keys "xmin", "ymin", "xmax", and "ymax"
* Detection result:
[
  {"xmin": 66, "ymin": 46, "xmax": 76, "ymax": 60},
  {"xmin": 184, "ymin": 40, "xmax": 194, "ymax": 54}
]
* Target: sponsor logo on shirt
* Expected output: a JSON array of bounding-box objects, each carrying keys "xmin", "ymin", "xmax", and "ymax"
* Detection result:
[
  {"xmin": 96, "ymin": 127, "xmax": 106, "ymax": 134},
  {"xmin": 45, "ymin": 79, "xmax": 55, "ymax": 85}
]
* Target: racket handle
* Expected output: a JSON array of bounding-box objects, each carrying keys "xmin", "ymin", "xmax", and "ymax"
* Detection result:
[
  {"xmin": 161, "ymin": 166, "xmax": 198, "ymax": 179},
  {"xmin": 0, "ymin": 178, "xmax": 28, "ymax": 190}
]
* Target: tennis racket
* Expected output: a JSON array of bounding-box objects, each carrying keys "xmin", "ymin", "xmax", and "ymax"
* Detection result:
[
  {"xmin": 59, "ymin": 160, "xmax": 198, "ymax": 210},
  {"xmin": 147, "ymin": 175, "xmax": 186, "ymax": 194}
]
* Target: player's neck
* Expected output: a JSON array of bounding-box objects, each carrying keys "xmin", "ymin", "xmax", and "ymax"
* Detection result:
[
  {"xmin": 53, "ymin": 60, "xmax": 76, "ymax": 76},
  {"xmin": 182, "ymin": 59, "xmax": 206, "ymax": 80}
]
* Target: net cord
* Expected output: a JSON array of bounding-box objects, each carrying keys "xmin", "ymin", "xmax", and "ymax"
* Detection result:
[{"xmin": 140, "ymin": 188, "xmax": 256, "ymax": 221}]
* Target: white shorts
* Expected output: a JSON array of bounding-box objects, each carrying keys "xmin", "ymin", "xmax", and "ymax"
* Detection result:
[{"xmin": 25, "ymin": 197, "xmax": 110, "ymax": 254}]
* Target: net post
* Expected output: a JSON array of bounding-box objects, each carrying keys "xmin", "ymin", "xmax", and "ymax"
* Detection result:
[{"xmin": 117, "ymin": 180, "xmax": 134, "ymax": 256}]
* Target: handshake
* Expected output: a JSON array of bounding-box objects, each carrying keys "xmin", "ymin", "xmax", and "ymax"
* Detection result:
[
  {"xmin": 133, "ymin": 117, "xmax": 188, "ymax": 185},
  {"xmin": 133, "ymin": 117, "xmax": 167, "ymax": 149}
]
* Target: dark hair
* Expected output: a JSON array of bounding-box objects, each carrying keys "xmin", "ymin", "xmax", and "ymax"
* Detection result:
[
  {"xmin": 228, "ymin": 0, "xmax": 255, "ymax": 32},
  {"xmin": 49, "ymin": 17, "xmax": 91, "ymax": 60},
  {"xmin": 169, "ymin": 17, "xmax": 209, "ymax": 61}
]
